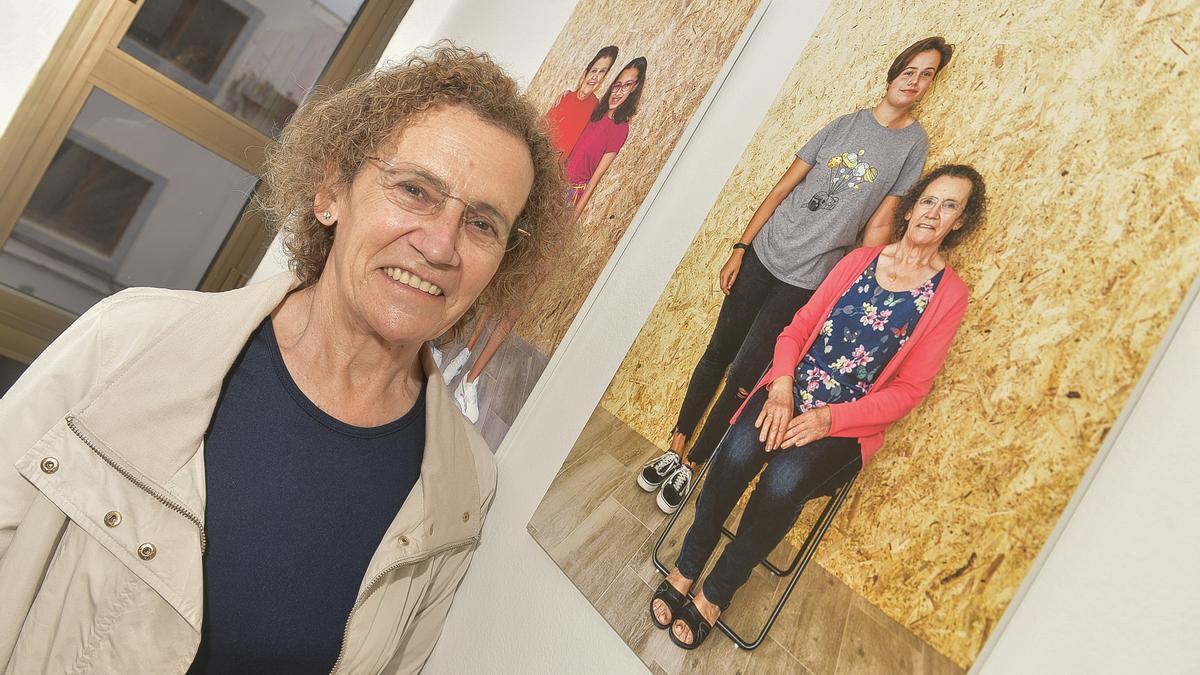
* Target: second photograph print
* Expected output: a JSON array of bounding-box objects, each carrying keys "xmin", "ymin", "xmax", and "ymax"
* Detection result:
[{"xmin": 433, "ymin": 0, "xmax": 762, "ymax": 446}]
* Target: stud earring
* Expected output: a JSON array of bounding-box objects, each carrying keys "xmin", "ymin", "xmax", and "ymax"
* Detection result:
[{"xmin": 322, "ymin": 211, "xmax": 332, "ymax": 221}]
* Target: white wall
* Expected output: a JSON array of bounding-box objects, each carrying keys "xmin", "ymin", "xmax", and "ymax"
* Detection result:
[
  {"xmin": 0, "ymin": 2, "xmax": 77, "ymax": 134},
  {"xmin": 376, "ymin": 0, "xmax": 573, "ymax": 87}
]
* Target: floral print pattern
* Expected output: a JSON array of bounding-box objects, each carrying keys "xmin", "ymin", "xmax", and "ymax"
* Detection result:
[
  {"xmin": 792, "ymin": 255, "xmax": 942, "ymax": 412},
  {"xmin": 859, "ymin": 303, "xmax": 891, "ymax": 331}
]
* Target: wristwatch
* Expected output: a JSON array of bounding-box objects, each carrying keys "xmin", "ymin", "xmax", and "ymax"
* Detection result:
[{"xmin": 732, "ymin": 242, "xmax": 749, "ymax": 251}]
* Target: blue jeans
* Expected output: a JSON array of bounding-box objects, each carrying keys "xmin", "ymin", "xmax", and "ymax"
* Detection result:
[{"xmin": 675, "ymin": 389, "xmax": 861, "ymax": 609}]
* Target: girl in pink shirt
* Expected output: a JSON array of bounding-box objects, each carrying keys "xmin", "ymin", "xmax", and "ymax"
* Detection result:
[{"xmin": 565, "ymin": 56, "xmax": 647, "ymax": 217}]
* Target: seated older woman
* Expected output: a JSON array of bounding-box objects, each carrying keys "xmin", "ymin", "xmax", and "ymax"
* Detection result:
[
  {"xmin": 0, "ymin": 46, "xmax": 567, "ymax": 673},
  {"xmin": 650, "ymin": 164, "xmax": 986, "ymax": 649}
]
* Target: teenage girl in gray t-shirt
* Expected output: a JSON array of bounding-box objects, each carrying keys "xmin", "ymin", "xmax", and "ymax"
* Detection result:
[{"xmin": 638, "ymin": 37, "xmax": 956, "ymax": 516}]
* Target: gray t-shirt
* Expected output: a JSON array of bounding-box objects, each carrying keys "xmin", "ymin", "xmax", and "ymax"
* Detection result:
[{"xmin": 753, "ymin": 109, "xmax": 928, "ymax": 288}]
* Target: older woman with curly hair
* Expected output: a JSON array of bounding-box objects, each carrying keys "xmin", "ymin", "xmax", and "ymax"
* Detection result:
[
  {"xmin": 0, "ymin": 45, "xmax": 568, "ymax": 674},
  {"xmin": 651, "ymin": 164, "xmax": 986, "ymax": 650}
]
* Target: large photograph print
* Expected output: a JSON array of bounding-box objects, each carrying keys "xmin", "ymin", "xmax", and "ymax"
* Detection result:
[
  {"xmin": 528, "ymin": 1, "xmax": 1200, "ymax": 673},
  {"xmin": 437, "ymin": 0, "xmax": 760, "ymax": 446}
]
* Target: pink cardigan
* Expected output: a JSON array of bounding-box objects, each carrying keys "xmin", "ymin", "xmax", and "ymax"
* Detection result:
[{"xmin": 731, "ymin": 246, "xmax": 969, "ymax": 464}]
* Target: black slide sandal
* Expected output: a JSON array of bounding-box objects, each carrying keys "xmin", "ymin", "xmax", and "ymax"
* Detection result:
[
  {"xmin": 669, "ymin": 599, "xmax": 714, "ymax": 650},
  {"xmin": 650, "ymin": 580, "xmax": 687, "ymax": 629}
]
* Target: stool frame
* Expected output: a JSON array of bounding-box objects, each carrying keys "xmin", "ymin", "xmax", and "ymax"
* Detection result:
[{"xmin": 651, "ymin": 448, "xmax": 857, "ymax": 650}]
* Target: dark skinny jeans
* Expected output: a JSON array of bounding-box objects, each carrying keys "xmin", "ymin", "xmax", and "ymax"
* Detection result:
[
  {"xmin": 675, "ymin": 389, "xmax": 861, "ymax": 609},
  {"xmin": 674, "ymin": 245, "xmax": 813, "ymax": 465}
]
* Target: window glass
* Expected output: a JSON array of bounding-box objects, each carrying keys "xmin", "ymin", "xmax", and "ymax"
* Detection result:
[
  {"xmin": 119, "ymin": 0, "xmax": 367, "ymax": 136},
  {"xmin": 0, "ymin": 90, "xmax": 256, "ymax": 315}
]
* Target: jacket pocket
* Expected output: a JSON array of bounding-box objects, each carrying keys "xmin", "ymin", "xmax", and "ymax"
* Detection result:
[
  {"xmin": 9, "ymin": 521, "xmax": 198, "ymax": 675},
  {"xmin": 14, "ymin": 417, "xmax": 204, "ymax": 629}
]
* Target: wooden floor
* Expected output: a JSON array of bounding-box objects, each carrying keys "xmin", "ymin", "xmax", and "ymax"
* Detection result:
[
  {"xmin": 440, "ymin": 328, "xmax": 549, "ymax": 451},
  {"xmin": 529, "ymin": 407, "xmax": 964, "ymax": 675}
]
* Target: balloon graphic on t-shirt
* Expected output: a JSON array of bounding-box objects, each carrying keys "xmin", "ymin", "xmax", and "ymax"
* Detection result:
[{"xmin": 808, "ymin": 149, "xmax": 878, "ymax": 211}]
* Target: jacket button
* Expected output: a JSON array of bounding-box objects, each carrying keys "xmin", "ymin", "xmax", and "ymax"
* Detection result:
[
  {"xmin": 462, "ymin": 512, "xmax": 470, "ymax": 523},
  {"xmin": 399, "ymin": 536, "xmax": 410, "ymax": 545},
  {"xmin": 40, "ymin": 457, "xmax": 60, "ymax": 474},
  {"xmin": 103, "ymin": 511, "xmax": 122, "ymax": 527},
  {"xmin": 137, "ymin": 543, "xmax": 157, "ymax": 560}
]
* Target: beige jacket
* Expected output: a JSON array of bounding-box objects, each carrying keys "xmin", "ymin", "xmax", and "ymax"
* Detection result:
[{"xmin": 0, "ymin": 274, "xmax": 496, "ymax": 674}]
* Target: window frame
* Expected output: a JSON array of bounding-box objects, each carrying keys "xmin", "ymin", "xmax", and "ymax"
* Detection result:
[{"xmin": 0, "ymin": 0, "xmax": 414, "ymax": 364}]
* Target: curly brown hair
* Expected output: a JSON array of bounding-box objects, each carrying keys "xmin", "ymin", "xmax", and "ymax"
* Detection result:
[
  {"xmin": 258, "ymin": 42, "xmax": 569, "ymax": 340},
  {"xmin": 892, "ymin": 164, "xmax": 987, "ymax": 248}
]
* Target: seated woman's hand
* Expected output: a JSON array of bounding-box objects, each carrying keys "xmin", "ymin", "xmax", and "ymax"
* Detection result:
[
  {"xmin": 755, "ymin": 377, "xmax": 794, "ymax": 451},
  {"xmin": 780, "ymin": 406, "xmax": 832, "ymax": 449}
]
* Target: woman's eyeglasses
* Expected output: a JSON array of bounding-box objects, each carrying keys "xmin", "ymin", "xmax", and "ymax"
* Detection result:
[
  {"xmin": 367, "ymin": 157, "xmax": 529, "ymax": 254},
  {"xmin": 610, "ymin": 80, "xmax": 639, "ymax": 94},
  {"xmin": 916, "ymin": 195, "xmax": 962, "ymax": 216}
]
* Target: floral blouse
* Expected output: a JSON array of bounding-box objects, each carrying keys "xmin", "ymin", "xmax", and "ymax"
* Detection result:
[{"xmin": 794, "ymin": 255, "xmax": 943, "ymax": 412}]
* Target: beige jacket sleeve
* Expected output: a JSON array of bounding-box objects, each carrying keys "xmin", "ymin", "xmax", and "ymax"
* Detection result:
[{"xmin": 0, "ymin": 298, "xmax": 112, "ymax": 557}]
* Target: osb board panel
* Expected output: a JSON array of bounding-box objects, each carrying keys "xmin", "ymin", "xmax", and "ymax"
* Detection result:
[
  {"xmin": 594, "ymin": 0, "xmax": 1200, "ymax": 667},
  {"xmin": 510, "ymin": 0, "xmax": 760, "ymax": 354}
]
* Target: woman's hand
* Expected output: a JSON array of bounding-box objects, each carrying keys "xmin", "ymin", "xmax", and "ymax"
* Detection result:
[
  {"xmin": 754, "ymin": 377, "xmax": 794, "ymax": 451},
  {"xmin": 780, "ymin": 406, "xmax": 832, "ymax": 449},
  {"xmin": 573, "ymin": 151, "xmax": 618, "ymax": 218},
  {"xmin": 719, "ymin": 251, "xmax": 744, "ymax": 295}
]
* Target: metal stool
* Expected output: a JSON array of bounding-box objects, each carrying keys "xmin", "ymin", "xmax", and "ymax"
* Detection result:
[{"xmin": 651, "ymin": 446, "xmax": 857, "ymax": 650}]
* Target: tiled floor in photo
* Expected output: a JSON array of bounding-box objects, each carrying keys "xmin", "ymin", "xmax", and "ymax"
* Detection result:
[
  {"xmin": 438, "ymin": 326, "xmax": 550, "ymax": 451},
  {"xmin": 528, "ymin": 407, "xmax": 965, "ymax": 675}
]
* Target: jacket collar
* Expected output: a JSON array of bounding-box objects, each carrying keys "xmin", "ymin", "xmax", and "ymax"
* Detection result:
[{"xmin": 73, "ymin": 273, "xmax": 482, "ymax": 553}]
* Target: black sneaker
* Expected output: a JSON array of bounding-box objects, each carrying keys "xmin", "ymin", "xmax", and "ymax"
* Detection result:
[
  {"xmin": 657, "ymin": 465, "xmax": 693, "ymax": 514},
  {"xmin": 637, "ymin": 451, "xmax": 681, "ymax": 492}
]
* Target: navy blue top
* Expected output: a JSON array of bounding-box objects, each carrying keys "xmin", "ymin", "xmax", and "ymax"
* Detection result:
[
  {"xmin": 188, "ymin": 318, "xmax": 426, "ymax": 674},
  {"xmin": 794, "ymin": 255, "xmax": 942, "ymax": 411}
]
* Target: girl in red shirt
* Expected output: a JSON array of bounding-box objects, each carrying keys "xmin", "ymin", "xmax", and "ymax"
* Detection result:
[{"xmin": 544, "ymin": 46, "xmax": 619, "ymax": 159}]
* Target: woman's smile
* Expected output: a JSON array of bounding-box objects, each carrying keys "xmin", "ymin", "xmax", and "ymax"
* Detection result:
[{"xmin": 381, "ymin": 266, "xmax": 444, "ymax": 296}]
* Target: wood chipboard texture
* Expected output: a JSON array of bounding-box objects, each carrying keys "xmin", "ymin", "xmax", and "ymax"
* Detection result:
[
  {"xmin": 510, "ymin": 0, "xmax": 760, "ymax": 354},
  {"xmin": 594, "ymin": 0, "xmax": 1200, "ymax": 667}
]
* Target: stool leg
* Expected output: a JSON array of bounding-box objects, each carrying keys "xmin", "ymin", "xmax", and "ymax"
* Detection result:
[
  {"xmin": 714, "ymin": 474, "xmax": 857, "ymax": 650},
  {"xmin": 651, "ymin": 366, "xmax": 859, "ymax": 651},
  {"xmin": 652, "ymin": 457, "xmax": 857, "ymax": 650},
  {"xmin": 701, "ymin": 445, "xmax": 858, "ymax": 610},
  {"xmin": 721, "ymin": 515, "xmax": 805, "ymax": 577}
]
